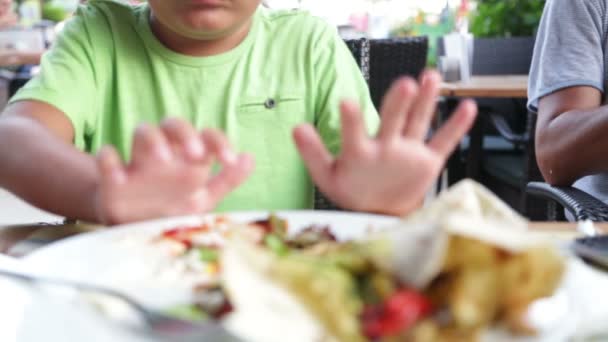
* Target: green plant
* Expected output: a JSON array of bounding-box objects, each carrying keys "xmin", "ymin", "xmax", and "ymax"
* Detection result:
[{"xmin": 470, "ymin": 0, "xmax": 545, "ymax": 37}]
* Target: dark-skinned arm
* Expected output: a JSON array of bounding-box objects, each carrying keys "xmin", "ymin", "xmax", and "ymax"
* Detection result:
[{"xmin": 536, "ymin": 86, "xmax": 606, "ymax": 186}]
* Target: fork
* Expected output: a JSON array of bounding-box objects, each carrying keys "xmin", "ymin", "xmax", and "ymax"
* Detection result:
[{"xmin": 0, "ymin": 268, "xmax": 241, "ymax": 341}]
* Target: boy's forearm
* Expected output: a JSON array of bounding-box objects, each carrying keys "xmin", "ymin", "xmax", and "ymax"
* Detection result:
[{"xmin": 0, "ymin": 116, "xmax": 100, "ymax": 222}]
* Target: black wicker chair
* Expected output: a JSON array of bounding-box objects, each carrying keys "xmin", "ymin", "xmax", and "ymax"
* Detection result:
[
  {"xmin": 368, "ymin": 37, "xmax": 429, "ymax": 109},
  {"xmin": 526, "ymin": 182, "xmax": 608, "ymax": 222},
  {"xmin": 313, "ymin": 37, "xmax": 429, "ymax": 210},
  {"xmin": 344, "ymin": 38, "xmax": 371, "ymax": 83}
]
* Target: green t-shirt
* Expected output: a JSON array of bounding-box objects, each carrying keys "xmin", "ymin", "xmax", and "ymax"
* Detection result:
[{"xmin": 10, "ymin": 0, "xmax": 379, "ymax": 212}]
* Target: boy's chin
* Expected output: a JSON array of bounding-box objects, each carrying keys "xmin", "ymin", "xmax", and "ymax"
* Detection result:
[{"xmin": 178, "ymin": 12, "xmax": 241, "ymax": 37}]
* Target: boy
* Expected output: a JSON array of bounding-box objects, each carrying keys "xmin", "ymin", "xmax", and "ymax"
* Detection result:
[{"xmin": 0, "ymin": 0, "xmax": 476, "ymax": 224}]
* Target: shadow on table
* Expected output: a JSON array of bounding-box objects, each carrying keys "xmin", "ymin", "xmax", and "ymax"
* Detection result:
[{"xmin": 0, "ymin": 223, "xmax": 101, "ymax": 256}]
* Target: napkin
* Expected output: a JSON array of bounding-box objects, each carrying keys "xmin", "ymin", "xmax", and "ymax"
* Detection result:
[
  {"xmin": 555, "ymin": 257, "xmax": 608, "ymax": 340},
  {"xmin": 442, "ymin": 32, "xmax": 474, "ymax": 82},
  {"xmin": 402, "ymin": 180, "xmax": 543, "ymax": 252},
  {"xmin": 0, "ymin": 255, "xmax": 29, "ymax": 342}
]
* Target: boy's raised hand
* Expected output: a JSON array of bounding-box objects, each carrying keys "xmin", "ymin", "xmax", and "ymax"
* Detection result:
[
  {"xmin": 94, "ymin": 118, "xmax": 254, "ymax": 224},
  {"xmin": 294, "ymin": 70, "xmax": 477, "ymax": 216}
]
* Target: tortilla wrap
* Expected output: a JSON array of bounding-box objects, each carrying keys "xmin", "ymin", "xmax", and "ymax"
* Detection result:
[
  {"xmin": 405, "ymin": 179, "xmax": 528, "ymax": 230},
  {"xmin": 221, "ymin": 180, "xmax": 559, "ymax": 341},
  {"xmin": 222, "ymin": 237, "xmax": 357, "ymax": 342},
  {"xmin": 362, "ymin": 180, "xmax": 553, "ymax": 288}
]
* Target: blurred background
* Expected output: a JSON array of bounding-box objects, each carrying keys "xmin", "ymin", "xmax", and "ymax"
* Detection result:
[
  {"xmin": 1, "ymin": 0, "xmax": 545, "ymax": 64},
  {"xmin": 0, "ymin": 0, "xmax": 546, "ymax": 76}
]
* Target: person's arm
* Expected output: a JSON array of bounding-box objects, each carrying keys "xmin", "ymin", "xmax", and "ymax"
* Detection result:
[
  {"xmin": 0, "ymin": 101, "xmax": 254, "ymax": 224},
  {"xmin": 527, "ymin": 0, "xmax": 607, "ymax": 186},
  {"xmin": 0, "ymin": 101, "xmax": 100, "ymax": 221},
  {"xmin": 536, "ymin": 86, "xmax": 607, "ymax": 186},
  {"xmin": 0, "ymin": 5, "xmax": 252, "ymax": 225}
]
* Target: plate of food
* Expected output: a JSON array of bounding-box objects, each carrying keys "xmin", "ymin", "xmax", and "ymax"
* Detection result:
[{"xmin": 4, "ymin": 180, "xmax": 608, "ymax": 342}]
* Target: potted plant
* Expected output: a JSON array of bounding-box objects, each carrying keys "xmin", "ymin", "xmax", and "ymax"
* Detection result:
[{"xmin": 470, "ymin": 0, "xmax": 545, "ymax": 38}]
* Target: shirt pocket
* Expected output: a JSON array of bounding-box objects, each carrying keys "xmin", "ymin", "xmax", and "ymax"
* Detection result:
[{"xmin": 238, "ymin": 93, "xmax": 305, "ymax": 116}]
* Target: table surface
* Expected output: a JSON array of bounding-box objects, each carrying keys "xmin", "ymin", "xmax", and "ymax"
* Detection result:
[
  {"xmin": 0, "ymin": 220, "xmax": 605, "ymax": 257},
  {"xmin": 440, "ymin": 75, "xmax": 529, "ymax": 98}
]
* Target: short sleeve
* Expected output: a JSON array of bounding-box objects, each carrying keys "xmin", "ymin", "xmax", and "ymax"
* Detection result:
[
  {"xmin": 312, "ymin": 23, "xmax": 379, "ymax": 154},
  {"xmin": 9, "ymin": 5, "xmax": 101, "ymax": 151},
  {"xmin": 527, "ymin": 0, "xmax": 606, "ymax": 112}
]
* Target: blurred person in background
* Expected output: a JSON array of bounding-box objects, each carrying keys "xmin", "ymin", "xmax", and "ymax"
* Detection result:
[
  {"xmin": 0, "ymin": 0, "xmax": 17, "ymax": 28},
  {"xmin": 0, "ymin": 0, "xmax": 44, "ymax": 66}
]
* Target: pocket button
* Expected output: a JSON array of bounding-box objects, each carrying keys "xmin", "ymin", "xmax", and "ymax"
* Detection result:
[{"xmin": 264, "ymin": 98, "xmax": 276, "ymax": 109}]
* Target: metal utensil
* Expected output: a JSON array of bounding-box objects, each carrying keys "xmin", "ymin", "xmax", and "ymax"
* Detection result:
[
  {"xmin": 577, "ymin": 220, "xmax": 599, "ymax": 237},
  {"xmin": 0, "ymin": 268, "xmax": 240, "ymax": 341}
]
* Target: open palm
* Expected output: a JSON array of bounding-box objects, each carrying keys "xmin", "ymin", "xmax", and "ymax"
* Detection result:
[
  {"xmin": 94, "ymin": 119, "xmax": 253, "ymax": 224},
  {"xmin": 294, "ymin": 70, "xmax": 477, "ymax": 216}
]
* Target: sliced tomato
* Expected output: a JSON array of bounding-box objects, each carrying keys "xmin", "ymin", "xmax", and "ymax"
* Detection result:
[
  {"xmin": 385, "ymin": 289, "xmax": 433, "ymax": 317},
  {"xmin": 362, "ymin": 289, "xmax": 432, "ymax": 339},
  {"xmin": 162, "ymin": 225, "xmax": 211, "ymax": 249},
  {"xmin": 251, "ymin": 219, "xmax": 273, "ymax": 234},
  {"xmin": 163, "ymin": 225, "xmax": 209, "ymax": 239}
]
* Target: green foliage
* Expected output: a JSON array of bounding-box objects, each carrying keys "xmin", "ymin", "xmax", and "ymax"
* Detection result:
[{"xmin": 470, "ymin": 0, "xmax": 545, "ymax": 37}]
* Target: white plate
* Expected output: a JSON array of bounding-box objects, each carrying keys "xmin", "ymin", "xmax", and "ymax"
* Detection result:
[
  {"xmin": 3, "ymin": 211, "xmax": 603, "ymax": 342},
  {"xmin": 3, "ymin": 211, "xmax": 398, "ymax": 342}
]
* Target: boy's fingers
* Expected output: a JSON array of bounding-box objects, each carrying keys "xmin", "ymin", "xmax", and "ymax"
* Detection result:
[
  {"xmin": 428, "ymin": 100, "xmax": 477, "ymax": 158},
  {"xmin": 161, "ymin": 117, "xmax": 205, "ymax": 161},
  {"xmin": 206, "ymin": 153, "xmax": 255, "ymax": 201},
  {"xmin": 97, "ymin": 146, "xmax": 126, "ymax": 186},
  {"xmin": 293, "ymin": 124, "xmax": 333, "ymax": 190},
  {"xmin": 132, "ymin": 124, "xmax": 172, "ymax": 167},
  {"xmin": 404, "ymin": 70, "xmax": 441, "ymax": 140},
  {"xmin": 201, "ymin": 129, "xmax": 237, "ymax": 165},
  {"xmin": 340, "ymin": 100, "xmax": 368, "ymax": 155},
  {"xmin": 378, "ymin": 78, "xmax": 418, "ymax": 140}
]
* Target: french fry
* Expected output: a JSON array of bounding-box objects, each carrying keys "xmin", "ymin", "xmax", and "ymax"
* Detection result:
[
  {"xmin": 449, "ymin": 267, "xmax": 501, "ymax": 329},
  {"xmin": 432, "ymin": 235, "xmax": 565, "ymax": 339},
  {"xmin": 443, "ymin": 236, "xmax": 503, "ymax": 272},
  {"xmin": 501, "ymin": 246, "xmax": 564, "ymax": 309},
  {"xmin": 499, "ymin": 246, "xmax": 564, "ymax": 335}
]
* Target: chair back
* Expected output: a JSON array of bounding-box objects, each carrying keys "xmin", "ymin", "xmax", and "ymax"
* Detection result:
[
  {"xmin": 343, "ymin": 38, "xmax": 371, "ymax": 83},
  {"xmin": 436, "ymin": 36, "xmax": 535, "ymax": 76},
  {"xmin": 368, "ymin": 37, "xmax": 428, "ymax": 109},
  {"xmin": 471, "ymin": 37, "xmax": 535, "ymax": 75}
]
